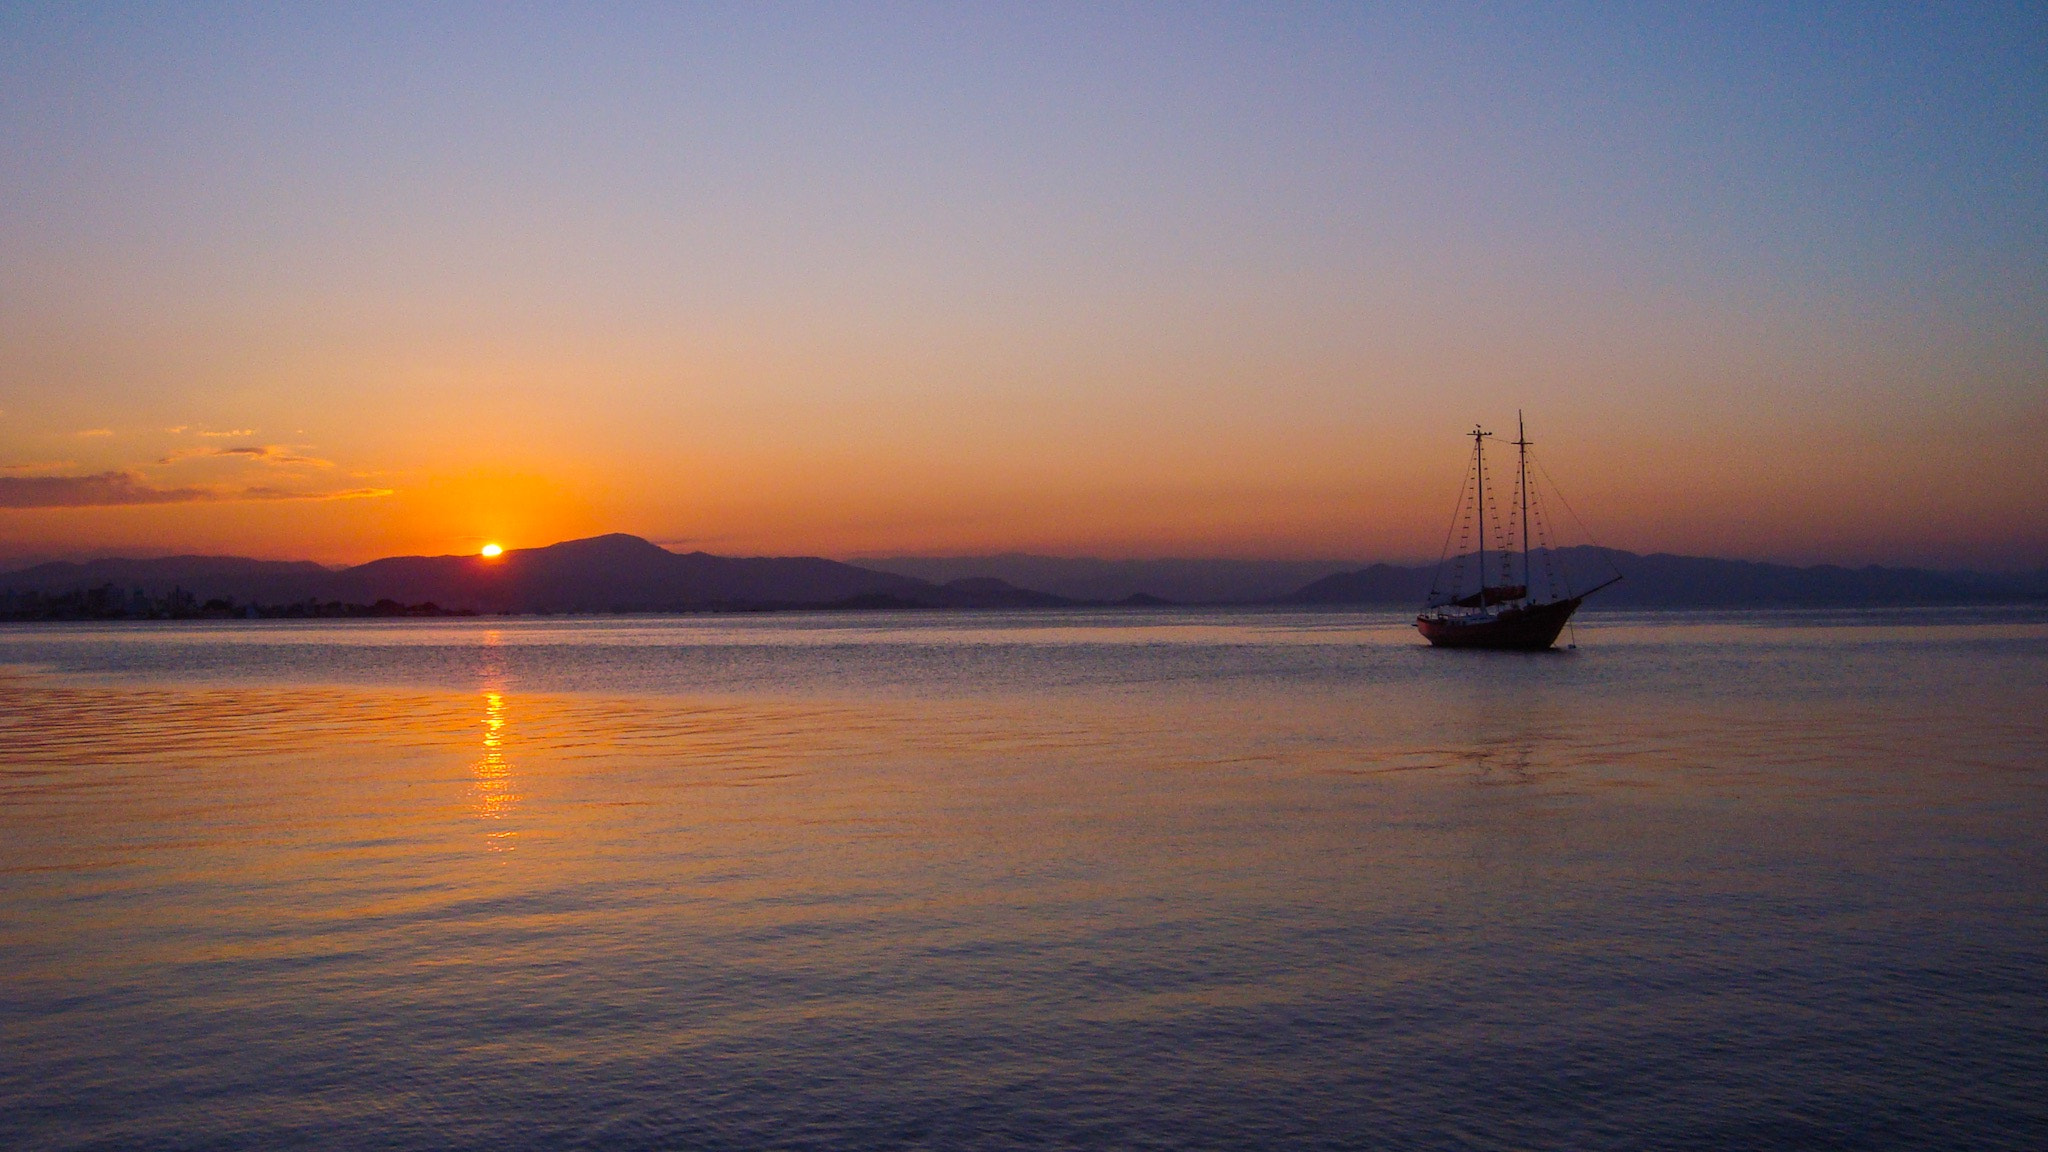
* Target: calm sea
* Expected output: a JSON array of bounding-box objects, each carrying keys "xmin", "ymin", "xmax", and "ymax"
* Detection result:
[{"xmin": 2, "ymin": 608, "xmax": 2044, "ymax": 1151}]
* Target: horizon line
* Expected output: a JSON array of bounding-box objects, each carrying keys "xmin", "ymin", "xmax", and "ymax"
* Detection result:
[{"xmin": 2, "ymin": 533, "xmax": 2044, "ymax": 577}]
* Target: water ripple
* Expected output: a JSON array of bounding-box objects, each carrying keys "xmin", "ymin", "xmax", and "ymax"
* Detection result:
[{"xmin": 1, "ymin": 613, "xmax": 2044, "ymax": 1149}]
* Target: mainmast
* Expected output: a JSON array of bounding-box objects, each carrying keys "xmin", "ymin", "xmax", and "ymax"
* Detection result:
[
  {"xmin": 1471, "ymin": 425, "xmax": 1491, "ymax": 605},
  {"xmin": 1515, "ymin": 411, "xmax": 1530, "ymax": 600}
]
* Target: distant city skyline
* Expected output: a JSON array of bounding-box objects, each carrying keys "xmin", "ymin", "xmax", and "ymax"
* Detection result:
[{"xmin": 3, "ymin": 3, "xmax": 2043, "ymax": 569}]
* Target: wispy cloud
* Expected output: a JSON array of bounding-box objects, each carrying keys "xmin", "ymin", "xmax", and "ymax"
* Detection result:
[
  {"xmin": 75, "ymin": 428, "xmax": 114, "ymax": 438},
  {"xmin": 0, "ymin": 472, "xmax": 211, "ymax": 507},
  {"xmin": 196, "ymin": 428, "xmax": 256, "ymax": 438},
  {"xmin": 157, "ymin": 445, "xmax": 333, "ymax": 467},
  {"xmin": 240, "ymin": 485, "xmax": 392, "ymax": 502},
  {"xmin": 0, "ymin": 471, "xmax": 392, "ymax": 508},
  {"xmin": 220, "ymin": 445, "xmax": 331, "ymax": 466}
]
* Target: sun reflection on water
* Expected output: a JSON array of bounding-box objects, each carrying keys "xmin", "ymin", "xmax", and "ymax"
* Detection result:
[{"xmin": 472, "ymin": 689, "xmax": 520, "ymax": 850}]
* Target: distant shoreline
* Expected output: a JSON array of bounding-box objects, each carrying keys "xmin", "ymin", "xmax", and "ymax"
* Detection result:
[
  {"xmin": 7, "ymin": 600, "xmax": 2048, "ymax": 626},
  {"xmin": 4, "ymin": 535, "xmax": 2044, "ymax": 618}
]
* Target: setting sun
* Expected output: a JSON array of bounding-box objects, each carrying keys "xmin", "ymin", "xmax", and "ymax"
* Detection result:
[{"xmin": 480, "ymin": 543, "xmax": 503, "ymax": 557}]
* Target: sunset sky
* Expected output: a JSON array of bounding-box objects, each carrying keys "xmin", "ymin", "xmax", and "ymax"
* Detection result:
[{"xmin": 2, "ymin": 3, "xmax": 2042, "ymax": 569}]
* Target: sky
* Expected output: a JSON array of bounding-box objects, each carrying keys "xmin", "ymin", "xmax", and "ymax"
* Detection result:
[{"xmin": 1, "ymin": 2, "xmax": 2043, "ymax": 569}]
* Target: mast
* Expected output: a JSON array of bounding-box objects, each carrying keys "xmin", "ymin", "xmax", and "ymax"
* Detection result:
[
  {"xmin": 1516, "ymin": 411, "xmax": 1530, "ymax": 601},
  {"xmin": 1471, "ymin": 425, "xmax": 1490, "ymax": 605}
]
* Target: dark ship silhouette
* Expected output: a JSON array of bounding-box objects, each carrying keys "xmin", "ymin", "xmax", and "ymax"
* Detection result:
[{"xmin": 1416, "ymin": 414, "xmax": 1620, "ymax": 649}]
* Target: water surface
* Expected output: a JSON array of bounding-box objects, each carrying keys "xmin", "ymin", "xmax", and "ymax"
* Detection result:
[{"xmin": 3, "ymin": 609, "xmax": 2044, "ymax": 1149}]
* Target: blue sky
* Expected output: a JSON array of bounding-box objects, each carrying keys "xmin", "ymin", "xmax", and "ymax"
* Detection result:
[{"xmin": 1, "ymin": 3, "xmax": 2043, "ymax": 565}]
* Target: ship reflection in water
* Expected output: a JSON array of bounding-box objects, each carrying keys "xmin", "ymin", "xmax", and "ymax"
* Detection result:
[{"xmin": 0, "ymin": 609, "xmax": 2043, "ymax": 1150}]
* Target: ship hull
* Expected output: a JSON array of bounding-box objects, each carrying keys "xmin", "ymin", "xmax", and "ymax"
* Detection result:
[{"xmin": 1416, "ymin": 595, "xmax": 1582, "ymax": 650}]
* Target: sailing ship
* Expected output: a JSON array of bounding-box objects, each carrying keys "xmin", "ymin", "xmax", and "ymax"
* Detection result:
[{"xmin": 1415, "ymin": 413, "xmax": 1619, "ymax": 649}]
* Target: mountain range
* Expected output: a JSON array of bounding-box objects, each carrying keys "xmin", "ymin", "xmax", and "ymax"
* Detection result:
[
  {"xmin": 0, "ymin": 534, "xmax": 1077, "ymax": 614},
  {"xmin": 2, "ymin": 534, "xmax": 2044, "ymax": 614},
  {"xmin": 874, "ymin": 547, "xmax": 2048, "ymax": 607},
  {"xmin": 1280, "ymin": 546, "xmax": 2048, "ymax": 608},
  {"xmin": 856, "ymin": 553, "xmax": 1357, "ymax": 603}
]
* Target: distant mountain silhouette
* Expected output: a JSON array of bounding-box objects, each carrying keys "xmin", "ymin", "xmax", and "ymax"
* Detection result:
[
  {"xmin": 5, "ymin": 537, "xmax": 2043, "ymax": 616},
  {"xmin": 1281, "ymin": 563, "xmax": 1433, "ymax": 605},
  {"xmin": 0, "ymin": 534, "xmax": 1082, "ymax": 614},
  {"xmin": 0, "ymin": 555, "xmax": 338, "ymax": 605},
  {"xmin": 323, "ymin": 533, "xmax": 935, "ymax": 612},
  {"xmin": 812, "ymin": 579, "xmax": 1075, "ymax": 611},
  {"xmin": 927, "ymin": 576, "xmax": 1077, "ymax": 608},
  {"xmin": 1283, "ymin": 547, "xmax": 2048, "ymax": 607},
  {"xmin": 858, "ymin": 553, "xmax": 1353, "ymax": 603}
]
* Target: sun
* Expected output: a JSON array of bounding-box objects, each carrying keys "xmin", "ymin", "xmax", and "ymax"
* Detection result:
[{"xmin": 480, "ymin": 543, "xmax": 503, "ymax": 557}]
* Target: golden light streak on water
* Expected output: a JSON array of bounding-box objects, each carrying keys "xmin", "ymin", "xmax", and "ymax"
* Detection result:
[
  {"xmin": 472, "ymin": 689, "xmax": 520, "ymax": 850},
  {"xmin": 0, "ymin": 611, "xmax": 2043, "ymax": 1148}
]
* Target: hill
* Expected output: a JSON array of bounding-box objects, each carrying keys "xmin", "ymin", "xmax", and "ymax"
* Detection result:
[
  {"xmin": 0, "ymin": 534, "xmax": 1082, "ymax": 615},
  {"xmin": 323, "ymin": 534, "xmax": 933, "ymax": 612},
  {"xmin": 1283, "ymin": 547, "xmax": 2048, "ymax": 608},
  {"xmin": 0, "ymin": 555, "xmax": 338, "ymax": 605},
  {"xmin": 856, "ymin": 553, "xmax": 1354, "ymax": 603},
  {"xmin": 6, "ymin": 537, "xmax": 2043, "ymax": 617}
]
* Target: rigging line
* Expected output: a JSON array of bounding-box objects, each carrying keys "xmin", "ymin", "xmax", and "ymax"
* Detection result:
[
  {"xmin": 1427, "ymin": 451, "xmax": 1476, "ymax": 599},
  {"xmin": 1538, "ymin": 492, "xmax": 1561, "ymax": 599},
  {"xmin": 1532, "ymin": 450, "xmax": 1625, "ymax": 583},
  {"xmin": 1486, "ymin": 462, "xmax": 1513, "ymax": 586},
  {"xmin": 1529, "ymin": 478, "xmax": 1573, "ymax": 599}
]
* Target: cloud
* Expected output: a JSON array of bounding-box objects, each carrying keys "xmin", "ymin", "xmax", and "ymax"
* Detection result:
[
  {"xmin": 241, "ymin": 485, "xmax": 392, "ymax": 501},
  {"xmin": 196, "ymin": 428, "xmax": 256, "ymax": 438},
  {"xmin": 156, "ymin": 445, "xmax": 334, "ymax": 467},
  {"xmin": 0, "ymin": 471, "xmax": 211, "ymax": 507},
  {"xmin": 215, "ymin": 445, "xmax": 331, "ymax": 466},
  {"xmin": 0, "ymin": 471, "xmax": 392, "ymax": 508},
  {"xmin": 75, "ymin": 428, "xmax": 114, "ymax": 437}
]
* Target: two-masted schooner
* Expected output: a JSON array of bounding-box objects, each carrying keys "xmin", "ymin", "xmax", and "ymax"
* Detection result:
[{"xmin": 1415, "ymin": 414, "xmax": 1619, "ymax": 649}]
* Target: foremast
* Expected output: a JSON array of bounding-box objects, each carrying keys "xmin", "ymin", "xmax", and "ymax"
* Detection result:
[
  {"xmin": 1514, "ymin": 411, "xmax": 1530, "ymax": 603},
  {"xmin": 1418, "ymin": 413, "xmax": 1621, "ymax": 648},
  {"xmin": 1470, "ymin": 424, "xmax": 1491, "ymax": 610}
]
